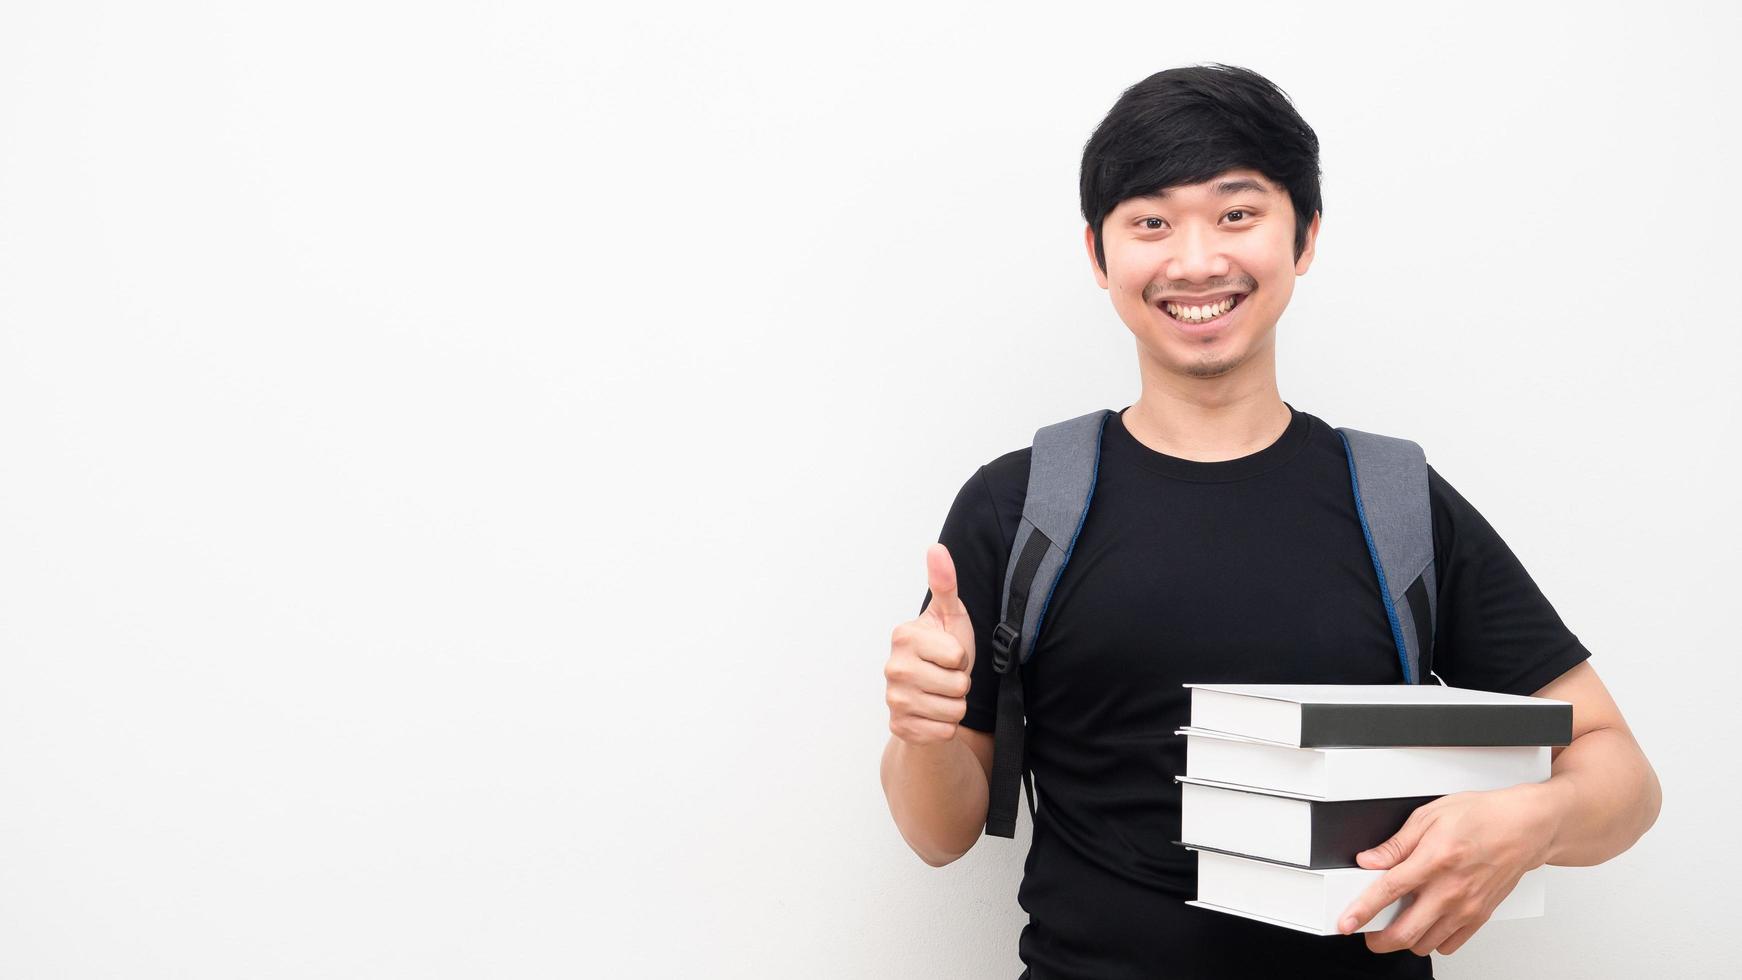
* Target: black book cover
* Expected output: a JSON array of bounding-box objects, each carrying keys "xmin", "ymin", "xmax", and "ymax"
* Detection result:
[
  {"xmin": 1176, "ymin": 793, "xmax": 1441, "ymax": 869},
  {"xmin": 1298, "ymin": 702, "xmax": 1571, "ymax": 747}
]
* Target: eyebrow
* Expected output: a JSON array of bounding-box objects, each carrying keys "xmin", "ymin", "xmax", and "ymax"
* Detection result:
[{"xmin": 1129, "ymin": 177, "xmax": 1273, "ymax": 204}]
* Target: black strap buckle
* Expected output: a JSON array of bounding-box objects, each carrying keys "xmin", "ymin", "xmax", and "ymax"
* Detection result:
[{"xmin": 991, "ymin": 621, "xmax": 1020, "ymax": 673}]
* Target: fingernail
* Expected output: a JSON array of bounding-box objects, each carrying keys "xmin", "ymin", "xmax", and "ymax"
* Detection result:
[{"xmin": 1339, "ymin": 916, "xmax": 1356, "ymax": 933}]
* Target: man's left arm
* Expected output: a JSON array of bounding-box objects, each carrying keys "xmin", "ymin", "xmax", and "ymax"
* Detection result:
[
  {"xmin": 1337, "ymin": 660, "xmax": 1663, "ymax": 956},
  {"xmin": 1524, "ymin": 659, "xmax": 1663, "ymax": 866}
]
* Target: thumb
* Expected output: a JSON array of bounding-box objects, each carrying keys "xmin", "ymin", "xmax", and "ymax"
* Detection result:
[
  {"xmin": 926, "ymin": 543, "xmax": 982, "ymax": 644},
  {"xmin": 1357, "ymin": 812, "xmax": 1431, "ymax": 869},
  {"xmin": 925, "ymin": 542, "xmax": 961, "ymax": 610},
  {"xmin": 924, "ymin": 543, "xmax": 976, "ymax": 674}
]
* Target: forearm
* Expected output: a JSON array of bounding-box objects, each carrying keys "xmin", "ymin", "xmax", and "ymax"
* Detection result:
[
  {"xmin": 880, "ymin": 733, "xmax": 988, "ymax": 867},
  {"xmin": 1537, "ymin": 726, "xmax": 1663, "ymax": 867}
]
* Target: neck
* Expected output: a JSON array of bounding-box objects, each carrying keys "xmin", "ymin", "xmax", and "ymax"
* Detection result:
[{"xmin": 1122, "ymin": 348, "xmax": 1290, "ymax": 462}]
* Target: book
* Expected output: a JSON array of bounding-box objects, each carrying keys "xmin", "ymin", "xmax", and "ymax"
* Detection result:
[
  {"xmin": 1183, "ymin": 683, "xmax": 1573, "ymax": 748},
  {"xmin": 1177, "ymin": 727, "xmax": 1552, "ymax": 800},
  {"xmin": 1186, "ymin": 847, "xmax": 1547, "ymax": 936},
  {"xmin": 1175, "ymin": 776, "xmax": 1438, "ymax": 869}
]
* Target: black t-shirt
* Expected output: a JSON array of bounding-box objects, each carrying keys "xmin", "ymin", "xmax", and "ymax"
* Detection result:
[{"xmin": 919, "ymin": 404, "xmax": 1591, "ymax": 980}]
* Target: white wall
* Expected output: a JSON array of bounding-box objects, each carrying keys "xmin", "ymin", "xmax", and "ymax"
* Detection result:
[{"xmin": 0, "ymin": 2, "xmax": 1733, "ymax": 977}]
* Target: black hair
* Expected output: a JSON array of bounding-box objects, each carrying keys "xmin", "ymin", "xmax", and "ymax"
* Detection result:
[{"xmin": 1079, "ymin": 64, "xmax": 1322, "ymax": 274}]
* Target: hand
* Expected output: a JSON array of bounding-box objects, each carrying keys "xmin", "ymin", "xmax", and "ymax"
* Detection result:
[
  {"xmin": 884, "ymin": 543, "xmax": 977, "ymax": 746},
  {"xmin": 1337, "ymin": 782, "xmax": 1565, "ymax": 956}
]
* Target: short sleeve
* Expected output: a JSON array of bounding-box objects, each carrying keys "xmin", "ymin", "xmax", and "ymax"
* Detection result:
[
  {"xmin": 1428, "ymin": 465, "xmax": 1592, "ymax": 696},
  {"xmin": 918, "ymin": 464, "xmax": 1016, "ymax": 733}
]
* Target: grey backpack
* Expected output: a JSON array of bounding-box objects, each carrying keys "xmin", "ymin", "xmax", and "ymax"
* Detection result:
[{"xmin": 985, "ymin": 409, "xmax": 1440, "ymax": 839}]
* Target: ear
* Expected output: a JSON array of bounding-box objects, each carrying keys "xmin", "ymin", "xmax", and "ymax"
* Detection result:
[
  {"xmin": 1085, "ymin": 223, "xmax": 1109, "ymax": 289},
  {"xmin": 1294, "ymin": 211, "xmax": 1321, "ymax": 276}
]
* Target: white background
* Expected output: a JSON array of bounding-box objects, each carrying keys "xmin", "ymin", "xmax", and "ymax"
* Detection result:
[{"xmin": 0, "ymin": 2, "xmax": 1734, "ymax": 977}]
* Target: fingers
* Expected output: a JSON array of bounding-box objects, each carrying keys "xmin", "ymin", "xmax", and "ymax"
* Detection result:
[
  {"xmin": 886, "ymin": 628, "xmax": 972, "ymax": 690},
  {"xmin": 1339, "ymin": 857, "xmax": 1432, "ymax": 935},
  {"xmin": 891, "ymin": 621, "xmax": 969, "ymax": 672},
  {"xmin": 1364, "ymin": 898, "xmax": 1435, "ymax": 954},
  {"xmin": 909, "ymin": 657, "xmax": 973, "ymax": 698},
  {"xmin": 891, "ymin": 689, "xmax": 969, "ymax": 726},
  {"xmin": 1343, "ymin": 806, "xmax": 1443, "ymax": 935},
  {"xmin": 1382, "ymin": 867, "xmax": 1507, "ymax": 954},
  {"xmin": 884, "ymin": 676, "xmax": 970, "ymax": 746},
  {"xmin": 1435, "ymin": 920, "xmax": 1481, "ymax": 956},
  {"xmin": 889, "ymin": 714, "xmax": 957, "ymax": 745},
  {"xmin": 1411, "ymin": 915, "xmax": 1465, "ymax": 957},
  {"xmin": 1356, "ymin": 802, "xmax": 1436, "ymax": 870},
  {"xmin": 1368, "ymin": 887, "xmax": 1469, "ymax": 956}
]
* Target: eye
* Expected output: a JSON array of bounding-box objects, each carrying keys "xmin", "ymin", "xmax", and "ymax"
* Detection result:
[
  {"xmin": 1223, "ymin": 209, "xmax": 1248, "ymax": 223},
  {"xmin": 1141, "ymin": 217, "xmax": 1166, "ymax": 230}
]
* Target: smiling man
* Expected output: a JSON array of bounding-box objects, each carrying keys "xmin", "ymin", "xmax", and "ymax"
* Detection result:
[
  {"xmin": 1097, "ymin": 171, "xmax": 1291, "ymax": 386},
  {"xmin": 879, "ymin": 64, "xmax": 1662, "ymax": 979}
]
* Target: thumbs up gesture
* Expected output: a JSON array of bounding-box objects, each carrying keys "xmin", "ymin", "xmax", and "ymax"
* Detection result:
[{"xmin": 885, "ymin": 543, "xmax": 979, "ymax": 745}]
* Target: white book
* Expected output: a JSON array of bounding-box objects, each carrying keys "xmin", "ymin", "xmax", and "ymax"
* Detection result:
[
  {"xmin": 1184, "ymin": 683, "xmax": 1572, "ymax": 748},
  {"xmin": 1177, "ymin": 776, "xmax": 1438, "ymax": 868},
  {"xmin": 1187, "ymin": 848, "xmax": 1547, "ymax": 935},
  {"xmin": 1178, "ymin": 727, "xmax": 1551, "ymax": 800}
]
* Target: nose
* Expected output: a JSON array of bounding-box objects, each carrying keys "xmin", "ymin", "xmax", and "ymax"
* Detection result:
[{"xmin": 1163, "ymin": 221, "xmax": 1230, "ymax": 285}]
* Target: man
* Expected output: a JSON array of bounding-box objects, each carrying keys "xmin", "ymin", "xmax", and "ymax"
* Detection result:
[{"xmin": 878, "ymin": 64, "xmax": 1661, "ymax": 979}]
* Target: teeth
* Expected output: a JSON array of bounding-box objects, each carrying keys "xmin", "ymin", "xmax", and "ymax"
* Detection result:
[{"xmin": 1164, "ymin": 295, "xmax": 1238, "ymax": 322}]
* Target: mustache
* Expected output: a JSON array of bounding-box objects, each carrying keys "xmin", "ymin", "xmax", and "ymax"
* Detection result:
[{"xmin": 1145, "ymin": 277, "xmax": 1257, "ymax": 302}]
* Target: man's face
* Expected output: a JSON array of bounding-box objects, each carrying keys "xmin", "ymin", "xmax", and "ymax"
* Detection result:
[{"xmin": 1087, "ymin": 168, "xmax": 1320, "ymax": 381}]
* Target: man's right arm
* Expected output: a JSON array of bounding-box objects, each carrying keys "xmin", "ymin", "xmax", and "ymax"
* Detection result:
[
  {"xmin": 881, "ymin": 726, "xmax": 994, "ymax": 867},
  {"xmin": 880, "ymin": 542, "xmax": 997, "ymax": 867}
]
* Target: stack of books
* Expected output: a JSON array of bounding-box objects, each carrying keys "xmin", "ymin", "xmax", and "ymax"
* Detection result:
[{"xmin": 1172, "ymin": 683, "xmax": 1573, "ymax": 936}]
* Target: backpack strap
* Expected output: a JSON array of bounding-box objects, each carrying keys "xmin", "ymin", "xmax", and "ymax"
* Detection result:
[
  {"xmin": 1335, "ymin": 428, "xmax": 1438, "ymax": 686},
  {"xmin": 985, "ymin": 409, "xmax": 1112, "ymax": 839}
]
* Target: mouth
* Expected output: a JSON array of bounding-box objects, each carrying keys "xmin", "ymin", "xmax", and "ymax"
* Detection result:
[{"xmin": 1157, "ymin": 291, "xmax": 1247, "ymax": 331}]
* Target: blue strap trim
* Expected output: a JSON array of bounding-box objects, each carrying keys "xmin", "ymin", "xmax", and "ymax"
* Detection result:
[
  {"xmin": 1026, "ymin": 410, "xmax": 1110, "ymax": 664},
  {"xmin": 1337, "ymin": 429, "xmax": 1415, "ymax": 684}
]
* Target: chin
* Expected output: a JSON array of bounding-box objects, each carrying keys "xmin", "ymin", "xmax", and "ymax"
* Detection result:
[
  {"xmin": 1145, "ymin": 333, "xmax": 1254, "ymax": 379},
  {"xmin": 1180, "ymin": 356, "xmax": 1245, "ymax": 379}
]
